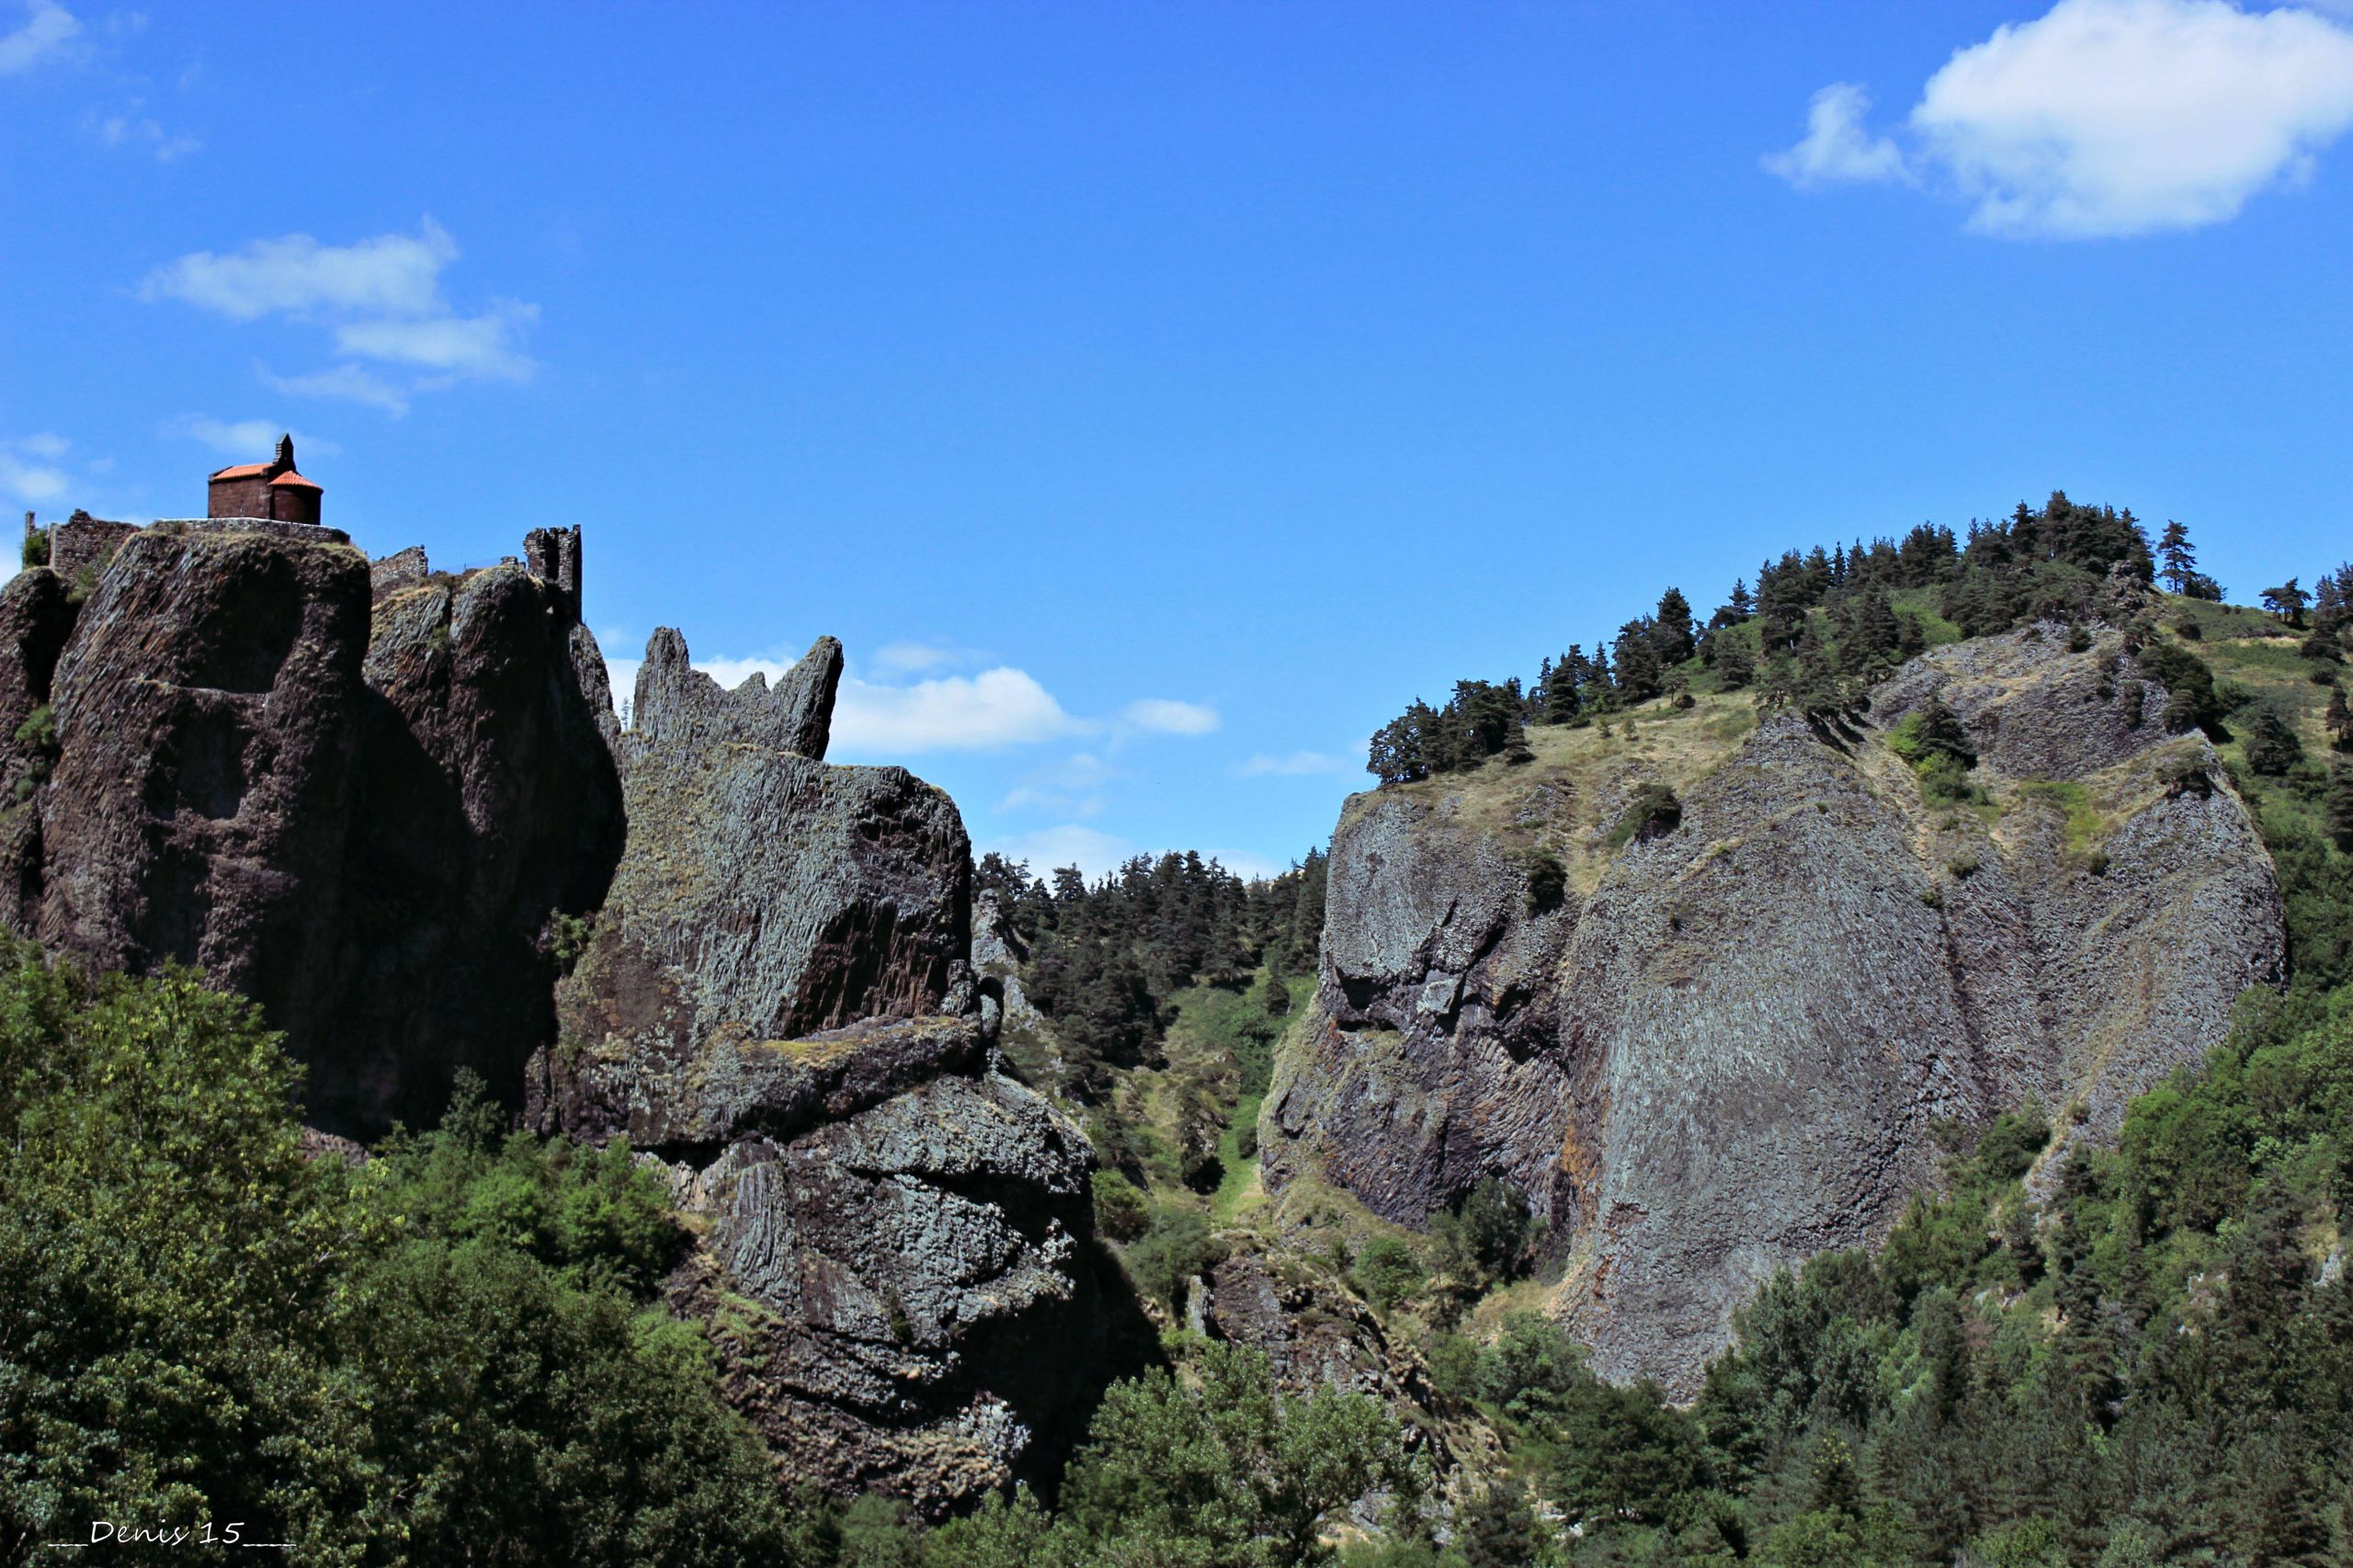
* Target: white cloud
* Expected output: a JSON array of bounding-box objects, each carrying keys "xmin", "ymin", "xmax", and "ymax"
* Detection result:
[
  {"xmin": 165, "ymin": 415, "xmax": 338, "ymax": 460},
  {"xmin": 1771, "ymin": 0, "xmax": 2353, "ymax": 237},
  {"xmin": 0, "ymin": 0, "xmax": 78, "ymax": 75},
  {"xmin": 1764, "ymin": 83, "xmax": 1910, "ymax": 187},
  {"xmin": 871, "ymin": 642, "xmax": 967, "ymax": 675},
  {"xmin": 15, "ymin": 431, "xmax": 66, "ymax": 460},
  {"xmin": 0, "ymin": 453, "xmax": 68, "ymax": 504},
  {"xmin": 142, "ymin": 222, "xmax": 458, "ymax": 320},
  {"xmin": 603, "ymin": 642, "xmax": 1087, "ymax": 752},
  {"xmin": 89, "ymin": 102, "xmax": 199, "ymax": 161},
  {"xmin": 334, "ymin": 301, "xmax": 536, "ymax": 380},
  {"xmin": 1120, "ymin": 698, "xmax": 1220, "ymax": 735},
  {"xmin": 143, "ymin": 220, "xmax": 537, "ymax": 404},
  {"xmin": 263, "ymin": 363, "xmax": 414, "ymax": 416},
  {"xmin": 1916, "ymin": 0, "xmax": 2353, "ymax": 236},
  {"xmin": 835, "ymin": 668, "xmax": 1085, "ymax": 753},
  {"xmin": 1232, "ymin": 749, "xmax": 1358, "ymax": 778}
]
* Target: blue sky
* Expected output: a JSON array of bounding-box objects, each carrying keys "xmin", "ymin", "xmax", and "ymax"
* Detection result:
[{"xmin": 5, "ymin": 1, "xmax": 2352, "ymax": 878}]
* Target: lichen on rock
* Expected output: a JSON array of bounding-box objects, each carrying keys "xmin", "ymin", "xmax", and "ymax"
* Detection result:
[{"xmin": 1265, "ymin": 622, "xmax": 2285, "ymax": 1395}]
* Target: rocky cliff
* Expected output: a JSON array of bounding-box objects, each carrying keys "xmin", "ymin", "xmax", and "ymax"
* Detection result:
[
  {"xmin": 0, "ymin": 523, "xmax": 623, "ymax": 1134},
  {"xmin": 534, "ymin": 628, "xmax": 1121, "ymax": 1514},
  {"xmin": 1, "ymin": 518, "xmax": 1124, "ymax": 1511},
  {"xmin": 1264, "ymin": 621, "xmax": 2284, "ymax": 1394}
]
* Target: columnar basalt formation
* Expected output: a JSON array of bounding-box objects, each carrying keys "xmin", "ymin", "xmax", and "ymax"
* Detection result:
[
  {"xmin": 0, "ymin": 447, "xmax": 625, "ymax": 1134},
  {"xmin": 533, "ymin": 624, "xmax": 1116, "ymax": 1515},
  {"xmin": 1263, "ymin": 624, "xmax": 2285, "ymax": 1395}
]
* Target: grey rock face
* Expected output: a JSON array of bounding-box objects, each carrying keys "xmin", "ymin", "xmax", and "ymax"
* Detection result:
[
  {"xmin": 669, "ymin": 1059, "xmax": 1105, "ymax": 1513},
  {"xmin": 8, "ymin": 525, "xmax": 624, "ymax": 1136},
  {"xmin": 35, "ymin": 528, "xmax": 371, "ymax": 1043},
  {"xmin": 1267, "ymin": 626, "xmax": 2284, "ymax": 1395},
  {"xmin": 323, "ymin": 562, "xmax": 625, "ymax": 1131},
  {"xmin": 632, "ymin": 626, "xmax": 842, "ymax": 761},
  {"xmin": 540, "ymin": 633, "xmax": 1109, "ymax": 1512}
]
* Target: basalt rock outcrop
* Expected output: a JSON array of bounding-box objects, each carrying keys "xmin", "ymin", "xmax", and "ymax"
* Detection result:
[
  {"xmin": 0, "ymin": 522, "xmax": 623, "ymax": 1134},
  {"xmin": 1264, "ymin": 623, "xmax": 2284, "ymax": 1395},
  {"xmin": 534, "ymin": 627, "xmax": 1118, "ymax": 1514}
]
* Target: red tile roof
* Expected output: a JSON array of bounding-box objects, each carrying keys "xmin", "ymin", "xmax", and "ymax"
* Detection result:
[
  {"xmin": 269, "ymin": 471, "xmax": 322, "ymax": 490},
  {"xmin": 210, "ymin": 463, "xmax": 269, "ymax": 479}
]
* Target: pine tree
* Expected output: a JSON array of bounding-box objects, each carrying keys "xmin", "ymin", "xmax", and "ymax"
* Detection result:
[
  {"xmin": 2245, "ymin": 706, "xmax": 2304, "ymax": 777},
  {"xmin": 2327, "ymin": 760, "xmax": 2353, "ymax": 852},
  {"xmin": 2263, "ymin": 578, "xmax": 2312, "ymax": 626},
  {"xmin": 1543, "ymin": 648, "xmax": 1583, "ymax": 724},
  {"xmin": 2157, "ymin": 521, "xmax": 2198, "ymax": 595},
  {"xmin": 1653, "ymin": 586, "xmax": 1696, "ymax": 665},
  {"xmin": 2326, "ymin": 686, "xmax": 2353, "ymax": 752},
  {"xmin": 1612, "ymin": 619, "xmax": 1665, "ymax": 703},
  {"xmin": 1715, "ymin": 636, "xmax": 1755, "ymax": 691}
]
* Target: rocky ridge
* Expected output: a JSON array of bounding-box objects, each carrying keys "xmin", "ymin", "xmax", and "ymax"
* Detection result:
[
  {"xmin": 1263, "ymin": 621, "xmax": 2285, "ymax": 1394},
  {"xmin": 534, "ymin": 627, "xmax": 1120, "ymax": 1513},
  {"xmin": 1, "ymin": 517, "xmax": 1120, "ymax": 1511}
]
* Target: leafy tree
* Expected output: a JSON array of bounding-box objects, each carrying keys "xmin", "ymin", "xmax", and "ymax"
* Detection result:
[
  {"xmin": 1057, "ymin": 1341, "xmax": 1411, "ymax": 1568},
  {"xmin": 1351, "ymin": 1236, "xmax": 1423, "ymax": 1310}
]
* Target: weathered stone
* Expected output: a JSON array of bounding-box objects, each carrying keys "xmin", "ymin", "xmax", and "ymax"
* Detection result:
[
  {"xmin": 1266, "ymin": 625, "xmax": 2285, "ymax": 1395},
  {"xmin": 665, "ymin": 1062, "xmax": 1110, "ymax": 1515},
  {"xmin": 368, "ymin": 544, "xmax": 430, "ymax": 600},
  {"xmin": 318, "ymin": 562, "xmax": 624, "ymax": 1131},
  {"xmin": 34, "ymin": 527, "xmax": 371, "ymax": 1048},
  {"xmin": 12, "ymin": 524, "xmax": 624, "ymax": 1136},
  {"xmin": 632, "ymin": 626, "xmax": 842, "ymax": 761},
  {"xmin": 539, "ymin": 631, "xmax": 1112, "ymax": 1511}
]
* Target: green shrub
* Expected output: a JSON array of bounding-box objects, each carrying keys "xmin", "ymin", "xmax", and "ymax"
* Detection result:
[
  {"xmin": 1523, "ymin": 848, "xmax": 1567, "ymax": 914},
  {"xmin": 1608, "ymin": 783, "xmax": 1683, "ymax": 848},
  {"xmin": 1121, "ymin": 1209, "xmax": 1225, "ymax": 1311},
  {"xmin": 1350, "ymin": 1235, "xmax": 1423, "ymax": 1310},
  {"xmin": 1090, "ymin": 1168, "xmax": 1152, "ymax": 1243}
]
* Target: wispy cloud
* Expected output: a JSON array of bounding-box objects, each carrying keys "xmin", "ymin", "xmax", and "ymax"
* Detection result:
[
  {"xmin": 1763, "ymin": 84, "xmax": 1909, "ymax": 187},
  {"xmin": 985, "ymin": 825, "xmax": 1136, "ymax": 881},
  {"xmin": 334, "ymin": 301, "xmax": 536, "ymax": 380},
  {"xmin": 263, "ymin": 364, "xmax": 412, "ymax": 416},
  {"xmin": 1120, "ymin": 698, "xmax": 1219, "ymax": 736},
  {"xmin": 982, "ymin": 826, "xmax": 1283, "ymax": 882},
  {"xmin": 1769, "ymin": 0, "xmax": 2353, "ymax": 238},
  {"xmin": 0, "ymin": 434, "xmax": 72, "ymax": 505},
  {"xmin": 165, "ymin": 415, "xmax": 338, "ymax": 460},
  {"xmin": 998, "ymin": 752, "xmax": 1122, "ymax": 818},
  {"xmin": 88, "ymin": 101, "xmax": 199, "ymax": 161},
  {"xmin": 871, "ymin": 642, "xmax": 972, "ymax": 676},
  {"xmin": 0, "ymin": 0, "xmax": 78, "ymax": 75},
  {"xmin": 1231, "ymin": 749, "xmax": 1357, "ymax": 778},
  {"xmin": 142, "ymin": 219, "xmax": 538, "ymax": 410}
]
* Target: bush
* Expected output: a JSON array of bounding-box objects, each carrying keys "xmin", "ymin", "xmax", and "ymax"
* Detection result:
[
  {"xmin": 1121, "ymin": 1209, "xmax": 1225, "ymax": 1311},
  {"xmin": 18, "ymin": 528, "xmax": 46, "ymax": 569},
  {"xmin": 1608, "ymin": 783, "xmax": 1684, "ymax": 848},
  {"xmin": 1091, "ymin": 1169, "xmax": 1152, "ymax": 1243},
  {"xmin": 1523, "ymin": 848, "xmax": 1567, "ymax": 914},
  {"xmin": 1351, "ymin": 1236, "xmax": 1423, "ymax": 1310},
  {"xmin": 2137, "ymin": 638, "xmax": 2223, "ymax": 733}
]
